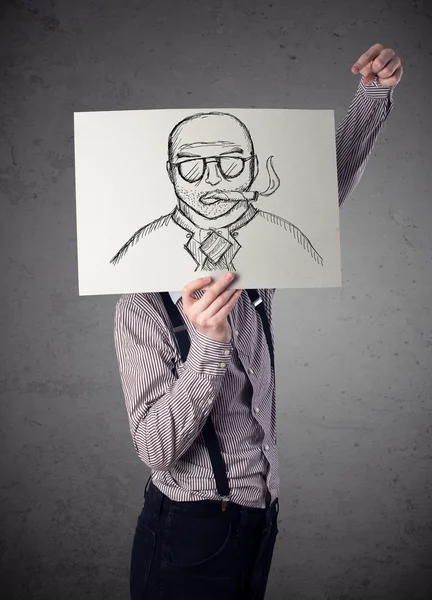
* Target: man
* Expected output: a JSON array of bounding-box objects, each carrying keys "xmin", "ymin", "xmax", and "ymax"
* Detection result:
[
  {"xmin": 110, "ymin": 109, "xmax": 324, "ymax": 273},
  {"xmin": 114, "ymin": 43, "xmax": 403, "ymax": 600}
]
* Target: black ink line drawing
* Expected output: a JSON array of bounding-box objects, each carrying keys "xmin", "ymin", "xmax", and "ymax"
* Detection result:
[{"xmin": 110, "ymin": 111, "xmax": 324, "ymax": 271}]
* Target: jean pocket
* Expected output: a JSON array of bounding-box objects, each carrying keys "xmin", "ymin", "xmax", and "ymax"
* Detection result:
[
  {"xmin": 162, "ymin": 508, "xmax": 233, "ymax": 569},
  {"xmin": 130, "ymin": 515, "xmax": 156, "ymax": 599}
]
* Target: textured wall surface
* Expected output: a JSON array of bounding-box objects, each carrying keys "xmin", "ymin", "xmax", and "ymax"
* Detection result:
[{"xmin": 1, "ymin": 0, "xmax": 431, "ymax": 598}]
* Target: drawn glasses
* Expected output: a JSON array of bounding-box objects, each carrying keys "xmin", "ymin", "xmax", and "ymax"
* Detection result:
[{"xmin": 171, "ymin": 155, "xmax": 255, "ymax": 184}]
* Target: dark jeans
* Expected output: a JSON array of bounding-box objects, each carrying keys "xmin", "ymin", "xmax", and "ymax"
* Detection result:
[{"xmin": 130, "ymin": 480, "xmax": 279, "ymax": 599}]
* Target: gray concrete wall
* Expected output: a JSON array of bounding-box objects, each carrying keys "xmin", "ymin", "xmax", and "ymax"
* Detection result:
[{"xmin": 0, "ymin": 0, "xmax": 431, "ymax": 598}]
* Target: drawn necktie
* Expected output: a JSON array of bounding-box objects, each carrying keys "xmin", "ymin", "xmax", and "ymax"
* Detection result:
[{"xmin": 199, "ymin": 230, "xmax": 233, "ymax": 269}]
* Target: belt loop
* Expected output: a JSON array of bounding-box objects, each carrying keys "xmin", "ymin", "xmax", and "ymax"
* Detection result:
[
  {"xmin": 144, "ymin": 474, "xmax": 152, "ymax": 499},
  {"xmin": 239, "ymin": 506, "xmax": 247, "ymax": 535},
  {"xmin": 144, "ymin": 477, "xmax": 166, "ymax": 522},
  {"xmin": 157, "ymin": 489, "xmax": 165, "ymax": 521}
]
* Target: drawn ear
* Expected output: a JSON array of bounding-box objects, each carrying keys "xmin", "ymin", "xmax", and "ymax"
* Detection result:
[
  {"xmin": 166, "ymin": 161, "xmax": 174, "ymax": 183},
  {"xmin": 252, "ymin": 155, "xmax": 259, "ymax": 182}
]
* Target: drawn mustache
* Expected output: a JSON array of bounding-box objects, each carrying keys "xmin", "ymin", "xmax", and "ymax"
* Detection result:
[{"xmin": 200, "ymin": 156, "xmax": 280, "ymax": 205}]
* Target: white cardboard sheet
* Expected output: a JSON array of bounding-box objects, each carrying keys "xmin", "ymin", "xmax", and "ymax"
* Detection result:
[{"xmin": 74, "ymin": 108, "xmax": 341, "ymax": 295}]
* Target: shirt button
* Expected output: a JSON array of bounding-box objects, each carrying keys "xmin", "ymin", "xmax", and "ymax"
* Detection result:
[
  {"xmin": 248, "ymin": 368, "xmax": 254, "ymax": 375},
  {"xmin": 207, "ymin": 399, "xmax": 213, "ymax": 405},
  {"xmin": 220, "ymin": 362, "xmax": 227, "ymax": 369},
  {"xmin": 254, "ymin": 406, "xmax": 260, "ymax": 414},
  {"xmin": 235, "ymin": 330, "xmax": 239, "ymax": 336},
  {"xmin": 223, "ymin": 349, "xmax": 231, "ymax": 356},
  {"xmin": 264, "ymin": 445, "xmax": 270, "ymax": 452}
]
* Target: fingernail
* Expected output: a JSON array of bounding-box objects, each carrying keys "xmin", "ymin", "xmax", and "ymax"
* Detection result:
[{"xmin": 225, "ymin": 272, "xmax": 234, "ymax": 281}]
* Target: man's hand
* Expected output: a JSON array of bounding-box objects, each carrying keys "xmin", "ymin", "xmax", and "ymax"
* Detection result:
[
  {"xmin": 182, "ymin": 273, "xmax": 242, "ymax": 343},
  {"xmin": 351, "ymin": 43, "xmax": 403, "ymax": 87}
]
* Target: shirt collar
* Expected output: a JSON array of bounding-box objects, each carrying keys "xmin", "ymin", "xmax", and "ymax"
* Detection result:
[{"xmin": 169, "ymin": 291, "xmax": 182, "ymax": 304}]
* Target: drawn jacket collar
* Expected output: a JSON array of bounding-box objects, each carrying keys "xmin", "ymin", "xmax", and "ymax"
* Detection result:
[{"xmin": 171, "ymin": 203, "xmax": 258, "ymax": 270}]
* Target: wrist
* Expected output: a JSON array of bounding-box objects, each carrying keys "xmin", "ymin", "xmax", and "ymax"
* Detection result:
[
  {"xmin": 186, "ymin": 330, "xmax": 234, "ymax": 376},
  {"xmin": 196, "ymin": 326, "xmax": 231, "ymax": 343}
]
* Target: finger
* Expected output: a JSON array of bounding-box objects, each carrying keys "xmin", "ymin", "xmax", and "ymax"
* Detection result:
[
  {"xmin": 375, "ymin": 54, "xmax": 400, "ymax": 79},
  {"xmin": 377, "ymin": 64, "xmax": 403, "ymax": 87},
  {"xmin": 351, "ymin": 43, "xmax": 384, "ymax": 73},
  {"xmin": 182, "ymin": 276, "xmax": 212, "ymax": 310},
  {"xmin": 371, "ymin": 48, "xmax": 396, "ymax": 75},
  {"xmin": 360, "ymin": 48, "xmax": 395, "ymax": 83},
  {"xmin": 199, "ymin": 287, "xmax": 240, "ymax": 320},
  {"xmin": 358, "ymin": 48, "xmax": 396, "ymax": 84},
  {"xmin": 195, "ymin": 272, "xmax": 236, "ymax": 312},
  {"xmin": 366, "ymin": 56, "xmax": 401, "ymax": 86},
  {"xmin": 207, "ymin": 289, "xmax": 242, "ymax": 324}
]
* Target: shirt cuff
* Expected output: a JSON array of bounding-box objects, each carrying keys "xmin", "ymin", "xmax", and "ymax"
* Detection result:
[
  {"xmin": 359, "ymin": 76, "xmax": 398, "ymax": 99},
  {"xmin": 186, "ymin": 329, "xmax": 233, "ymax": 376}
]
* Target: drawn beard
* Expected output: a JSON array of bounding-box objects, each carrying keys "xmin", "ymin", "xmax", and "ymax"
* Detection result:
[{"xmin": 177, "ymin": 191, "xmax": 237, "ymax": 219}]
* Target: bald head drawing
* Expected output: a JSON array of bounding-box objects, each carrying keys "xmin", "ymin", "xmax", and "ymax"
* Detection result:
[
  {"xmin": 168, "ymin": 112, "xmax": 255, "ymax": 162},
  {"xmin": 166, "ymin": 112, "xmax": 259, "ymax": 220}
]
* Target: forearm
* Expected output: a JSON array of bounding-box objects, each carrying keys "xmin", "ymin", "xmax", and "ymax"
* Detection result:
[
  {"xmin": 131, "ymin": 333, "xmax": 232, "ymax": 470},
  {"xmin": 336, "ymin": 78, "xmax": 396, "ymax": 207},
  {"xmin": 114, "ymin": 297, "xmax": 233, "ymax": 470}
]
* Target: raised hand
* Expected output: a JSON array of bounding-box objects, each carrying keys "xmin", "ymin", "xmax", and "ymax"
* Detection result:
[{"xmin": 351, "ymin": 43, "xmax": 403, "ymax": 87}]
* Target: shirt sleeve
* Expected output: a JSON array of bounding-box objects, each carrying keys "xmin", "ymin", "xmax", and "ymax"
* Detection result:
[
  {"xmin": 336, "ymin": 76, "xmax": 398, "ymax": 207},
  {"xmin": 114, "ymin": 295, "xmax": 233, "ymax": 471}
]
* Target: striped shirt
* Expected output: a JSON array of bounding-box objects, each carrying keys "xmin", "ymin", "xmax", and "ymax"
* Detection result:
[{"xmin": 114, "ymin": 78, "xmax": 397, "ymax": 508}]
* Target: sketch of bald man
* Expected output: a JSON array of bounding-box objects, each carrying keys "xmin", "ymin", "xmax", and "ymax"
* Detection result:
[{"xmin": 110, "ymin": 111, "xmax": 324, "ymax": 272}]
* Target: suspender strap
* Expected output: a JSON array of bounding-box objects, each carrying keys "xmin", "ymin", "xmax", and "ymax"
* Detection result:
[
  {"xmin": 160, "ymin": 292, "xmax": 189, "ymax": 362},
  {"xmin": 245, "ymin": 289, "xmax": 275, "ymax": 370},
  {"xmin": 160, "ymin": 292, "xmax": 229, "ymax": 500},
  {"xmin": 201, "ymin": 419, "xmax": 230, "ymax": 498}
]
